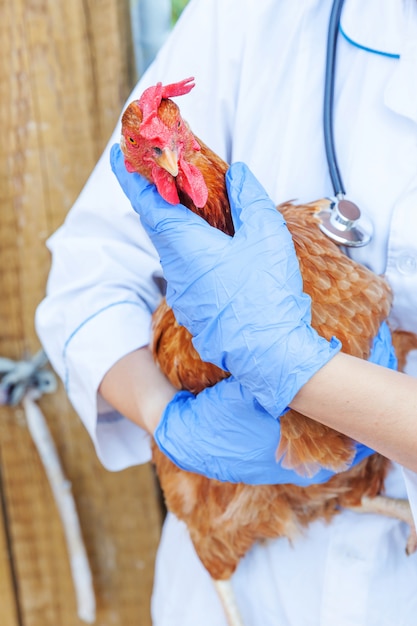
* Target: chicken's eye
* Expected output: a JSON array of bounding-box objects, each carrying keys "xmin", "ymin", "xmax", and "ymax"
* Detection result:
[
  {"xmin": 153, "ymin": 147, "xmax": 163, "ymax": 156},
  {"xmin": 128, "ymin": 137, "xmax": 136, "ymax": 145}
]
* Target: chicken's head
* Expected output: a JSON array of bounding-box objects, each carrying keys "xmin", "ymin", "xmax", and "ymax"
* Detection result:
[{"xmin": 120, "ymin": 77, "xmax": 208, "ymax": 208}]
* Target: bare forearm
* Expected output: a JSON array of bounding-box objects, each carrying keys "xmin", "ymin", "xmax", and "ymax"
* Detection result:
[
  {"xmin": 291, "ymin": 352, "xmax": 417, "ymax": 472},
  {"xmin": 98, "ymin": 346, "xmax": 177, "ymax": 434}
]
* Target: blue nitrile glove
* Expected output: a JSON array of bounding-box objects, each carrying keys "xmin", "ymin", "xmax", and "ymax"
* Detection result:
[
  {"xmin": 154, "ymin": 376, "xmax": 374, "ymax": 485},
  {"xmin": 153, "ymin": 322, "xmax": 395, "ymax": 485},
  {"xmin": 369, "ymin": 320, "xmax": 398, "ymax": 370},
  {"xmin": 111, "ymin": 144, "xmax": 340, "ymax": 417}
]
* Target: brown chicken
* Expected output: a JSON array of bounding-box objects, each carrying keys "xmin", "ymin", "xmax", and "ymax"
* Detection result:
[{"xmin": 120, "ymin": 77, "xmax": 417, "ymax": 625}]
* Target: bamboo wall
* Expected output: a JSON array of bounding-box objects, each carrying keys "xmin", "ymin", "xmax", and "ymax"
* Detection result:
[{"xmin": 0, "ymin": 1, "xmax": 163, "ymax": 624}]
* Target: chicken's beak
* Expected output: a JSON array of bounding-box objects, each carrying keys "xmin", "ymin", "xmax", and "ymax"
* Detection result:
[{"xmin": 157, "ymin": 147, "xmax": 179, "ymax": 177}]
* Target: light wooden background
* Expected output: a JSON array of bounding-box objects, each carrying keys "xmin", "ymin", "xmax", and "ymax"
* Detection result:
[{"xmin": 0, "ymin": 1, "xmax": 163, "ymax": 624}]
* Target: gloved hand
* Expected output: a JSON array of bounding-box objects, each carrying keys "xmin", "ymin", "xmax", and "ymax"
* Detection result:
[
  {"xmin": 154, "ymin": 321, "xmax": 395, "ymax": 485},
  {"xmin": 155, "ymin": 376, "xmax": 374, "ymax": 485},
  {"xmin": 111, "ymin": 144, "xmax": 340, "ymax": 417}
]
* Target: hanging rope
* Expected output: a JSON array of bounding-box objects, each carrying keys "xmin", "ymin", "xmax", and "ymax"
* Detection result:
[
  {"xmin": 0, "ymin": 350, "xmax": 96, "ymax": 624},
  {"xmin": 0, "ymin": 349, "xmax": 56, "ymax": 405}
]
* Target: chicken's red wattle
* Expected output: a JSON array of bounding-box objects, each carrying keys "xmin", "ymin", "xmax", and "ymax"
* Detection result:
[
  {"xmin": 151, "ymin": 164, "xmax": 180, "ymax": 205},
  {"xmin": 177, "ymin": 156, "xmax": 208, "ymax": 208}
]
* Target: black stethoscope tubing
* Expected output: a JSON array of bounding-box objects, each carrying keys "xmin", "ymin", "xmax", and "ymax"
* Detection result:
[
  {"xmin": 319, "ymin": 0, "xmax": 372, "ymax": 246},
  {"xmin": 323, "ymin": 0, "xmax": 346, "ymax": 198}
]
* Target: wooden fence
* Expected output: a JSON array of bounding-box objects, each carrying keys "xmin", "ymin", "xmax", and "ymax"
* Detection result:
[{"xmin": 0, "ymin": 1, "xmax": 163, "ymax": 624}]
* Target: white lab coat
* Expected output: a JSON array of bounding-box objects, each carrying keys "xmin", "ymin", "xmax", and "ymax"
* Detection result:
[{"xmin": 36, "ymin": 0, "xmax": 417, "ymax": 624}]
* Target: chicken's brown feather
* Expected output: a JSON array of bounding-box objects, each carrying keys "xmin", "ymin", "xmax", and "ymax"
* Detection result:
[
  {"xmin": 152, "ymin": 301, "xmax": 227, "ymax": 394},
  {"xmin": 152, "ymin": 443, "xmax": 389, "ymax": 579}
]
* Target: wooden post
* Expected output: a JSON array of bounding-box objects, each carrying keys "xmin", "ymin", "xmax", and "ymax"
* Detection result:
[{"xmin": 0, "ymin": 1, "xmax": 162, "ymax": 624}]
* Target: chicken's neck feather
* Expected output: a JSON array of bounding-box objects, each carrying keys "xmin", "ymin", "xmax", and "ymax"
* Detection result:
[{"xmin": 179, "ymin": 138, "xmax": 234, "ymax": 236}]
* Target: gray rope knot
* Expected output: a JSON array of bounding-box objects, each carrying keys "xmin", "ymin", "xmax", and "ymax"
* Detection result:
[{"xmin": 0, "ymin": 349, "xmax": 57, "ymax": 406}]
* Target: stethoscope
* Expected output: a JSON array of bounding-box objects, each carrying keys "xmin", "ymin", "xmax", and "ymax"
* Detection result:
[{"xmin": 318, "ymin": 0, "xmax": 372, "ymax": 247}]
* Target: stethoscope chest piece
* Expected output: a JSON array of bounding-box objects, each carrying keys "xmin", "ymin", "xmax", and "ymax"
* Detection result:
[{"xmin": 318, "ymin": 197, "xmax": 373, "ymax": 247}]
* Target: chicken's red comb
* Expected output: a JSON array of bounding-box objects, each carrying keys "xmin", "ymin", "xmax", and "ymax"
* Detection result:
[{"xmin": 138, "ymin": 77, "xmax": 195, "ymax": 141}]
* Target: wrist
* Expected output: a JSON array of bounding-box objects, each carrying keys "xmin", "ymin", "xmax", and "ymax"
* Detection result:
[
  {"xmin": 99, "ymin": 346, "xmax": 177, "ymax": 435},
  {"xmin": 224, "ymin": 324, "xmax": 341, "ymax": 417},
  {"xmin": 140, "ymin": 378, "xmax": 178, "ymax": 434}
]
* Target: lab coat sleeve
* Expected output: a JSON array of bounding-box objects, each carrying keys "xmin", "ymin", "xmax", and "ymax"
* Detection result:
[{"xmin": 35, "ymin": 0, "xmax": 243, "ymax": 471}]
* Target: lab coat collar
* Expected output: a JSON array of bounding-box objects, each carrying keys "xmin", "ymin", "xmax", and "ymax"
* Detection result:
[{"xmin": 341, "ymin": 0, "xmax": 417, "ymax": 125}]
